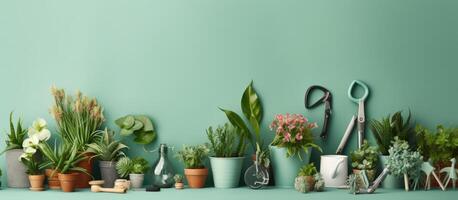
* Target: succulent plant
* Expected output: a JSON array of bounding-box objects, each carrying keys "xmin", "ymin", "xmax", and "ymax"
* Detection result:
[
  {"xmin": 298, "ymin": 163, "xmax": 318, "ymax": 177},
  {"xmin": 115, "ymin": 115, "xmax": 156, "ymax": 145},
  {"xmin": 174, "ymin": 174, "xmax": 184, "ymax": 183},
  {"xmin": 350, "ymin": 140, "xmax": 379, "ymax": 170},
  {"xmin": 314, "ymin": 173, "xmax": 325, "ymax": 192},
  {"xmin": 294, "ymin": 176, "xmax": 310, "ymax": 193}
]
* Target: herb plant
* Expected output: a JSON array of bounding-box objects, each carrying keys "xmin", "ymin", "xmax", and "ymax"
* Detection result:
[
  {"xmin": 1, "ymin": 112, "xmax": 27, "ymax": 154},
  {"xmin": 115, "ymin": 115, "xmax": 156, "ymax": 145},
  {"xmin": 176, "ymin": 144, "xmax": 210, "ymax": 169},
  {"xmin": 86, "ymin": 129, "xmax": 128, "ymax": 161},
  {"xmin": 369, "ymin": 111, "xmax": 413, "ymax": 155},
  {"xmin": 298, "ymin": 163, "xmax": 318, "ymax": 177},
  {"xmin": 415, "ymin": 125, "xmax": 458, "ymax": 164},
  {"xmin": 350, "ymin": 140, "xmax": 379, "ymax": 170},
  {"xmin": 206, "ymin": 123, "xmax": 246, "ymax": 157}
]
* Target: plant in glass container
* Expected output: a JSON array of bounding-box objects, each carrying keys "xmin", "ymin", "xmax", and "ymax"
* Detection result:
[
  {"xmin": 206, "ymin": 123, "xmax": 248, "ymax": 188},
  {"xmin": 86, "ymin": 128, "xmax": 127, "ymax": 188},
  {"xmin": 350, "ymin": 140, "xmax": 379, "ymax": 183},
  {"xmin": 50, "ymin": 87, "xmax": 105, "ymax": 188},
  {"xmin": 269, "ymin": 113, "xmax": 322, "ymax": 188},
  {"xmin": 176, "ymin": 144, "xmax": 210, "ymax": 188},
  {"xmin": 116, "ymin": 157, "xmax": 149, "ymax": 189}
]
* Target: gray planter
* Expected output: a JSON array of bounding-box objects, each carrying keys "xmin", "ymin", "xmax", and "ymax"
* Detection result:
[
  {"xmin": 5, "ymin": 149, "xmax": 29, "ymax": 188},
  {"xmin": 99, "ymin": 161, "xmax": 118, "ymax": 188},
  {"xmin": 129, "ymin": 174, "xmax": 144, "ymax": 189}
]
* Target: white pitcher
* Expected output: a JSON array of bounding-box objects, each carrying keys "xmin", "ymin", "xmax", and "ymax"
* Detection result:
[{"xmin": 320, "ymin": 155, "xmax": 348, "ymax": 187}]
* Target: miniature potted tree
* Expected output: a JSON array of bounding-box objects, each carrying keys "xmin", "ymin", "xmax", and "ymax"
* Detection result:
[
  {"xmin": 176, "ymin": 144, "xmax": 210, "ymax": 188},
  {"xmin": 116, "ymin": 157, "xmax": 149, "ymax": 189},
  {"xmin": 269, "ymin": 113, "xmax": 322, "ymax": 188},
  {"xmin": 207, "ymin": 123, "xmax": 248, "ymax": 188},
  {"xmin": 294, "ymin": 163, "xmax": 317, "ymax": 193},
  {"xmin": 87, "ymin": 128, "xmax": 128, "ymax": 188},
  {"xmin": 350, "ymin": 140, "xmax": 379, "ymax": 183},
  {"xmin": 387, "ymin": 137, "xmax": 423, "ymax": 191},
  {"xmin": 174, "ymin": 174, "xmax": 184, "ymax": 189}
]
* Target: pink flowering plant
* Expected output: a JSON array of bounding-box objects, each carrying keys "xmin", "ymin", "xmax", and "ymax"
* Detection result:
[{"xmin": 270, "ymin": 113, "xmax": 322, "ymax": 159}]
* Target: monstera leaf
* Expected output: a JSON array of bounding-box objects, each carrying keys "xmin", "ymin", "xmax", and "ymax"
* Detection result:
[{"xmin": 115, "ymin": 115, "xmax": 156, "ymax": 145}]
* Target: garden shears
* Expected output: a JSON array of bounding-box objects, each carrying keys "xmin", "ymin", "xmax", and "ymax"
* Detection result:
[
  {"xmin": 336, "ymin": 80, "xmax": 369, "ymax": 154},
  {"xmin": 305, "ymin": 85, "xmax": 332, "ymax": 140}
]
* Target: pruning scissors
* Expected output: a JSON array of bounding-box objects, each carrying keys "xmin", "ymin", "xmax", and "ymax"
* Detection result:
[
  {"xmin": 305, "ymin": 85, "xmax": 332, "ymax": 140},
  {"xmin": 336, "ymin": 80, "xmax": 369, "ymax": 154}
]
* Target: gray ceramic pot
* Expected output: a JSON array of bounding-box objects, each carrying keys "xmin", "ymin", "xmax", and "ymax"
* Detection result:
[
  {"xmin": 5, "ymin": 149, "xmax": 29, "ymax": 188},
  {"xmin": 99, "ymin": 161, "xmax": 118, "ymax": 188},
  {"xmin": 129, "ymin": 174, "xmax": 144, "ymax": 189}
]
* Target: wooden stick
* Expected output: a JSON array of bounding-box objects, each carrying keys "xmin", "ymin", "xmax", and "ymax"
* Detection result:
[{"xmin": 431, "ymin": 171, "xmax": 446, "ymax": 191}]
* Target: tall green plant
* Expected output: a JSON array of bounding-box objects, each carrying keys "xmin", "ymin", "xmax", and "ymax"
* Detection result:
[
  {"xmin": 369, "ymin": 111, "xmax": 413, "ymax": 155},
  {"xmin": 50, "ymin": 87, "xmax": 104, "ymax": 151},
  {"xmin": 220, "ymin": 81, "xmax": 263, "ymax": 151},
  {"xmin": 206, "ymin": 123, "xmax": 246, "ymax": 157},
  {"xmin": 1, "ymin": 112, "xmax": 27, "ymax": 154}
]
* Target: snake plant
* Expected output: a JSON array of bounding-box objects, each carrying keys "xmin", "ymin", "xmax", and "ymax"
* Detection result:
[{"xmin": 1, "ymin": 112, "xmax": 27, "ymax": 154}]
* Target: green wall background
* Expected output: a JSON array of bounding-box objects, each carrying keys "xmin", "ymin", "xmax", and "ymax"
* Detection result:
[{"xmin": 1, "ymin": 0, "xmax": 458, "ymax": 185}]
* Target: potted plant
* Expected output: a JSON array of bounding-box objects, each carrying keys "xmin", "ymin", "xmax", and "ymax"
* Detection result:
[
  {"xmin": 174, "ymin": 174, "xmax": 184, "ymax": 189},
  {"xmin": 294, "ymin": 163, "xmax": 317, "ymax": 193},
  {"xmin": 50, "ymin": 87, "xmax": 105, "ymax": 188},
  {"xmin": 53, "ymin": 144, "xmax": 89, "ymax": 192},
  {"xmin": 87, "ymin": 128, "xmax": 128, "ymax": 188},
  {"xmin": 176, "ymin": 144, "xmax": 210, "ymax": 188},
  {"xmin": 116, "ymin": 157, "xmax": 149, "ymax": 189},
  {"xmin": 269, "ymin": 113, "xmax": 322, "ymax": 188},
  {"xmin": 370, "ymin": 111, "xmax": 413, "ymax": 188},
  {"xmin": 1, "ymin": 112, "xmax": 29, "ymax": 188},
  {"xmin": 386, "ymin": 137, "xmax": 423, "ymax": 191},
  {"xmin": 206, "ymin": 123, "xmax": 248, "ymax": 188},
  {"xmin": 39, "ymin": 141, "xmax": 62, "ymax": 189},
  {"xmin": 350, "ymin": 140, "xmax": 379, "ymax": 183}
]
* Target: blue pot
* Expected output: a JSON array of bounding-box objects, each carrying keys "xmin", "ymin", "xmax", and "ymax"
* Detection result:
[
  {"xmin": 270, "ymin": 146, "xmax": 311, "ymax": 188},
  {"xmin": 209, "ymin": 157, "xmax": 244, "ymax": 188}
]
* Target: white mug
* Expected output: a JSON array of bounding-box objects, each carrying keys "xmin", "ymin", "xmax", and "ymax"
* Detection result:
[{"xmin": 320, "ymin": 155, "xmax": 348, "ymax": 187}]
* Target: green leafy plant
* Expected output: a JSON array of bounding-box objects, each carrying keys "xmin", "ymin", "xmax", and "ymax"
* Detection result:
[
  {"xmin": 176, "ymin": 144, "xmax": 210, "ymax": 169},
  {"xmin": 350, "ymin": 140, "xmax": 379, "ymax": 170},
  {"xmin": 415, "ymin": 125, "xmax": 458, "ymax": 164},
  {"xmin": 20, "ymin": 155, "xmax": 43, "ymax": 175},
  {"xmin": 115, "ymin": 115, "xmax": 156, "ymax": 145},
  {"xmin": 116, "ymin": 157, "xmax": 149, "ymax": 178},
  {"xmin": 86, "ymin": 129, "xmax": 128, "ymax": 161},
  {"xmin": 220, "ymin": 81, "xmax": 264, "ymax": 151},
  {"xmin": 46, "ymin": 143, "xmax": 88, "ymax": 175},
  {"xmin": 1, "ymin": 112, "xmax": 27, "ymax": 154},
  {"xmin": 387, "ymin": 137, "xmax": 422, "ymax": 191},
  {"xmin": 298, "ymin": 163, "xmax": 318, "ymax": 177},
  {"xmin": 50, "ymin": 87, "xmax": 105, "ymax": 152},
  {"xmin": 174, "ymin": 174, "xmax": 184, "ymax": 183},
  {"xmin": 369, "ymin": 111, "xmax": 413, "ymax": 155},
  {"xmin": 206, "ymin": 123, "xmax": 246, "ymax": 157}
]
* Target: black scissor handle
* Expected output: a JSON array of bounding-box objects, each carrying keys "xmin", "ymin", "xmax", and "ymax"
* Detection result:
[{"xmin": 305, "ymin": 85, "xmax": 330, "ymax": 109}]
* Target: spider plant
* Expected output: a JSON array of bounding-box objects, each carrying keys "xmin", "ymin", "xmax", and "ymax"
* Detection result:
[
  {"xmin": 369, "ymin": 111, "xmax": 413, "ymax": 155},
  {"xmin": 1, "ymin": 112, "xmax": 27, "ymax": 154},
  {"xmin": 86, "ymin": 129, "xmax": 128, "ymax": 161},
  {"xmin": 40, "ymin": 141, "xmax": 88, "ymax": 175},
  {"xmin": 50, "ymin": 86, "xmax": 105, "ymax": 152}
]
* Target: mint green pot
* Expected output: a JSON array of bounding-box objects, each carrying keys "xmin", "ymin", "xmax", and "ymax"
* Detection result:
[
  {"xmin": 380, "ymin": 155, "xmax": 402, "ymax": 189},
  {"xmin": 209, "ymin": 157, "xmax": 244, "ymax": 188},
  {"xmin": 270, "ymin": 146, "xmax": 311, "ymax": 188}
]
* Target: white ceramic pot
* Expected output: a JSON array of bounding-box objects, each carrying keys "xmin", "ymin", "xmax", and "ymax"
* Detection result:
[{"xmin": 320, "ymin": 155, "xmax": 348, "ymax": 187}]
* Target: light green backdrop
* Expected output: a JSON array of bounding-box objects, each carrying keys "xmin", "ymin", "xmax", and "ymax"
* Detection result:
[{"xmin": 1, "ymin": 0, "xmax": 458, "ymax": 186}]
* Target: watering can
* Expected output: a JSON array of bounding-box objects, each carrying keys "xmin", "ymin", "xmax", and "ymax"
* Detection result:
[{"xmin": 320, "ymin": 155, "xmax": 348, "ymax": 187}]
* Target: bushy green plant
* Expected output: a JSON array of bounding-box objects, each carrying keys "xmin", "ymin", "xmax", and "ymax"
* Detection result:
[
  {"xmin": 131, "ymin": 157, "xmax": 149, "ymax": 174},
  {"xmin": 20, "ymin": 154, "xmax": 43, "ymax": 175},
  {"xmin": 415, "ymin": 125, "xmax": 458, "ymax": 164},
  {"xmin": 206, "ymin": 123, "xmax": 246, "ymax": 157},
  {"xmin": 115, "ymin": 115, "xmax": 156, "ymax": 145},
  {"xmin": 350, "ymin": 140, "xmax": 379, "ymax": 170},
  {"xmin": 86, "ymin": 129, "xmax": 128, "ymax": 161},
  {"xmin": 116, "ymin": 157, "xmax": 149, "ymax": 178},
  {"xmin": 174, "ymin": 174, "xmax": 184, "ymax": 183},
  {"xmin": 50, "ymin": 87, "xmax": 104, "ymax": 152},
  {"xmin": 387, "ymin": 137, "xmax": 422, "ymax": 185},
  {"xmin": 1, "ymin": 112, "xmax": 27, "ymax": 154},
  {"xmin": 176, "ymin": 144, "xmax": 210, "ymax": 169},
  {"xmin": 298, "ymin": 163, "xmax": 318, "ymax": 177},
  {"xmin": 370, "ymin": 111, "xmax": 413, "ymax": 155}
]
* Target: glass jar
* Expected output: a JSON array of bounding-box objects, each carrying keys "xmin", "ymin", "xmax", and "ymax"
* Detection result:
[{"xmin": 152, "ymin": 144, "xmax": 175, "ymax": 188}]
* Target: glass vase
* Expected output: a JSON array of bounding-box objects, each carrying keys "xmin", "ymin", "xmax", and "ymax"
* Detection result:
[{"xmin": 152, "ymin": 144, "xmax": 175, "ymax": 188}]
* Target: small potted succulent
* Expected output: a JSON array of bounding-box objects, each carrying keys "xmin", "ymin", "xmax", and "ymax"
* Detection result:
[
  {"xmin": 207, "ymin": 123, "xmax": 248, "ymax": 188},
  {"xmin": 294, "ymin": 163, "xmax": 317, "ymax": 193},
  {"xmin": 174, "ymin": 174, "xmax": 184, "ymax": 189},
  {"xmin": 350, "ymin": 140, "xmax": 379, "ymax": 182},
  {"xmin": 176, "ymin": 144, "xmax": 210, "ymax": 188},
  {"xmin": 87, "ymin": 128, "xmax": 128, "ymax": 188},
  {"xmin": 116, "ymin": 157, "xmax": 149, "ymax": 189},
  {"xmin": 269, "ymin": 113, "xmax": 322, "ymax": 188}
]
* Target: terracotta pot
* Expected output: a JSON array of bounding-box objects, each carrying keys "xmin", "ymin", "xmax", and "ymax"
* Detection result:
[
  {"xmin": 58, "ymin": 173, "xmax": 78, "ymax": 192},
  {"xmin": 45, "ymin": 169, "xmax": 61, "ymax": 189},
  {"xmin": 75, "ymin": 153, "xmax": 94, "ymax": 188},
  {"xmin": 175, "ymin": 182, "xmax": 184, "ymax": 189},
  {"xmin": 184, "ymin": 168, "xmax": 208, "ymax": 188},
  {"xmin": 29, "ymin": 175, "xmax": 45, "ymax": 191}
]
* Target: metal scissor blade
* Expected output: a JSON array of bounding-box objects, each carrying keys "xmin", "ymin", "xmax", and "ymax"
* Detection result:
[{"xmin": 357, "ymin": 100, "xmax": 365, "ymax": 149}]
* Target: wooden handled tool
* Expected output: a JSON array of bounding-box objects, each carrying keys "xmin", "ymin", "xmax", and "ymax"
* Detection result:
[{"xmin": 89, "ymin": 180, "xmax": 126, "ymax": 193}]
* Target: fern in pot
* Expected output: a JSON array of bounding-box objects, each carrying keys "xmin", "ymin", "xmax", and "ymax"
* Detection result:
[
  {"xmin": 116, "ymin": 157, "xmax": 149, "ymax": 189},
  {"xmin": 86, "ymin": 129, "xmax": 127, "ymax": 188},
  {"xmin": 206, "ymin": 123, "xmax": 248, "ymax": 188},
  {"xmin": 176, "ymin": 144, "xmax": 210, "ymax": 188}
]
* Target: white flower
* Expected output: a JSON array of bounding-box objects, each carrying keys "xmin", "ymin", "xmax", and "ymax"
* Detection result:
[
  {"xmin": 19, "ymin": 153, "xmax": 30, "ymax": 161},
  {"xmin": 28, "ymin": 118, "xmax": 51, "ymax": 142},
  {"xmin": 24, "ymin": 147, "xmax": 37, "ymax": 154},
  {"xmin": 33, "ymin": 118, "xmax": 47, "ymax": 130},
  {"xmin": 35, "ymin": 128, "xmax": 51, "ymax": 142},
  {"xmin": 22, "ymin": 136, "xmax": 39, "ymax": 148}
]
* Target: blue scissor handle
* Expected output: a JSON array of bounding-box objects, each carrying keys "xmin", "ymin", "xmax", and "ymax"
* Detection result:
[{"xmin": 347, "ymin": 80, "xmax": 369, "ymax": 103}]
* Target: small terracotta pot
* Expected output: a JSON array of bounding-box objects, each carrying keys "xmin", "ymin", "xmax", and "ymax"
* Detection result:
[
  {"xmin": 58, "ymin": 173, "xmax": 78, "ymax": 192},
  {"xmin": 45, "ymin": 169, "xmax": 60, "ymax": 189},
  {"xmin": 29, "ymin": 175, "xmax": 45, "ymax": 191},
  {"xmin": 75, "ymin": 153, "xmax": 94, "ymax": 188},
  {"xmin": 175, "ymin": 182, "xmax": 184, "ymax": 189},
  {"xmin": 184, "ymin": 168, "xmax": 208, "ymax": 188},
  {"xmin": 304, "ymin": 176, "xmax": 315, "ymax": 191}
]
